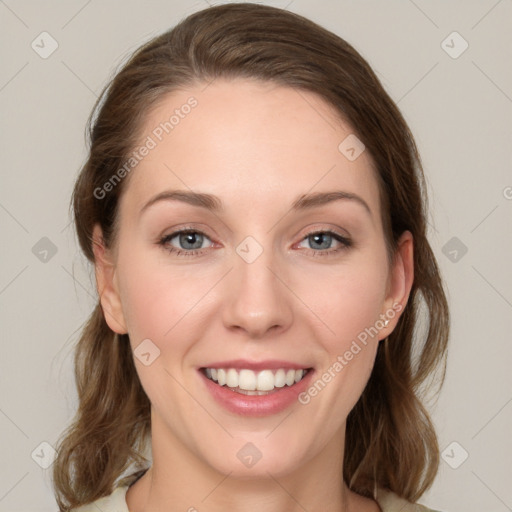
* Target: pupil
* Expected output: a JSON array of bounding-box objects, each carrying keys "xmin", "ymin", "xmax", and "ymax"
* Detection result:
[
  {"xmin": 181, "ymin": 232, "xmax": 202, "ymax": 249},
  {"xmin": 311, "ymin": 233, "xmax": 331, "ymax": 249}
]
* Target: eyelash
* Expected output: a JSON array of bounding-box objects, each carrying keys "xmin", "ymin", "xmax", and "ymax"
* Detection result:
[{"xmin": 157, "ymin": 227, "xmax": 352, "ymax": 258}]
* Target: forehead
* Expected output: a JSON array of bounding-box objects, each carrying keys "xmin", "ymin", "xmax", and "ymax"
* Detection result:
[{"xmin": 119, "ymin": 78, "xmax": 380, "ymax": 221}]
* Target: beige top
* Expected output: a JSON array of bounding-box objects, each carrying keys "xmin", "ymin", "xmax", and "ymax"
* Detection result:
[{"xmin": 73, "ymin": 484, "xmax": 441, "ymax": 512}]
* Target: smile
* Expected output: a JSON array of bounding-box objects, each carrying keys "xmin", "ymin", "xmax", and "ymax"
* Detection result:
[{"xmin": 201, "ymin": 367, "xmax": 311, "ymax": 395}]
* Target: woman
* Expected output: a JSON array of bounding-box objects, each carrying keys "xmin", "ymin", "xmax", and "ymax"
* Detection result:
[{"xmin": 53, "ymin": 3, "xmax": 449, "ymax": 511}]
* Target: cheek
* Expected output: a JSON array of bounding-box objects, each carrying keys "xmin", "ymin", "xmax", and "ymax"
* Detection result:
[
  {"xmin": 336, "ymin": 271, "xmax": 385, "ymax": 336},
  {"xmin": 116, "ymin": 243, "xmax": 200, "ymax": 342},
  {"xmin": 115, "ymin": 247, "xmax": 213, "ymax": 401},
  {"xmin": 297, "ymin": 257, "xmax": 388, "ymax": 349},
  {"xmin": 322, "ymin": 260, "xmax": 388, "ymax": 394},
  {"xmin": 297, "ymin": 264, "xmax": 387, "ymax": 425}
]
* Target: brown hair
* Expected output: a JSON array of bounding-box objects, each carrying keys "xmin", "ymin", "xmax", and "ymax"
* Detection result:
[{"xmin": 53, "ymin": 3, "xmax": 449, "ymax": 510}]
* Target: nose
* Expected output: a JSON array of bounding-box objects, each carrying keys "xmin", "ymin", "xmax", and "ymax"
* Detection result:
[{"xmin": 221, "ymin": 245, "xmax": 293, "ymax": 339}]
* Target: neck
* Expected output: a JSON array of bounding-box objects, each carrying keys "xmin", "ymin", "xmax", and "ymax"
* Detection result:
[{"xmin": 126, "ymin": 412, "xmax": 377, "ymax": 512}]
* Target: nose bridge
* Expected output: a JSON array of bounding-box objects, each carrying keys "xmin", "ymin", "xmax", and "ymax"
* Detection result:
[{"xmin": 222, "ymin": 235, "xmax": 293, "ymax": 337}]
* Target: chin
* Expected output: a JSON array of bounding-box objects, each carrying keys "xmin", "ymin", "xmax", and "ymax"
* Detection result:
[{"xmin": 199, "ymin": 436, "xmax": 306, "ymax": 479}]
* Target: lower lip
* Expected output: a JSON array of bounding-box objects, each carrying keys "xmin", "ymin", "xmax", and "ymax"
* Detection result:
[{"xmin": 198, "ymin": 368, "xmax": 315, "ymax": 417}]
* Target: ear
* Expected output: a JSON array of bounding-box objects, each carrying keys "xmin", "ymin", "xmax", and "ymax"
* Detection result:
[
  {"xmin": 92, "ymin": 223, "xmax": 128, "ymax": 334},
  {"xmin": 378, "ymin": 230, "xmax": 414, "ymax": 340}
]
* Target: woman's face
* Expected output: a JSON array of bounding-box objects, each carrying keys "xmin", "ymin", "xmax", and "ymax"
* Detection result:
[{"xmin": 94, "ymin": 78, "xmax": 413, "ymax": 478}]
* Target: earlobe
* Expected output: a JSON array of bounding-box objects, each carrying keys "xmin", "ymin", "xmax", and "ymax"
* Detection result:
[
  {"xmin": 380, "ymin": 230, "xmax": 414, "ymax": 338},
  {"xmin": 92, "ymin": 224, "xmax": 128, "ymax": 334}
]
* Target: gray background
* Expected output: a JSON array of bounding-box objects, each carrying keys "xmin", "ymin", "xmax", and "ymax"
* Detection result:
[{"xmin": 1, "ymin": 1, "xmax": 511, "ymax": 511}]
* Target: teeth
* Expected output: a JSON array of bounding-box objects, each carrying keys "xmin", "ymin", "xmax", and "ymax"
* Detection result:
[
  {"xmin": 239, "ymin": 369, "xmax": 256, "ymax": 390},
  {"xmin": 226, "ymin": 368, "xmax": 238, "ymax": 388},
  {"xmin": 274, "ymin": 369, "xmax": 286, "ymax": 388},
  {"xmin": 257, "ymin": 370, "xmax": 274, "ymax": 391},
  {"xmin": 203, "ymin": 367, "xmax": 308, "ymax": 392}
]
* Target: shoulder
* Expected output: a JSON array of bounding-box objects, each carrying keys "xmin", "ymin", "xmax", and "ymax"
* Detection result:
[
  {"xmin": 71, "ymin": 485, "xmax": 130, "ymax": 512},
  {"xmin": 375, "ymin": 488, "xmax": 444, "ymax": 512}
]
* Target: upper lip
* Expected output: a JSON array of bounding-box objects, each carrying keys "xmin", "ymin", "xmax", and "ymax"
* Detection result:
[{"xmin": 199, "ymin": 359, "xmax": 313, "ymax": 371}]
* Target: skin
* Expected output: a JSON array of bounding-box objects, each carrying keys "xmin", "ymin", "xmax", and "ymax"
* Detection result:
[{"xmin": 93, "ymin": 78, "xmax": 414, "ymax": 512}]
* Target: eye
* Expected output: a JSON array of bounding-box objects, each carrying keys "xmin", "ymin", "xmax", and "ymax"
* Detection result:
[
  {"xmin": 158, "ymin": 229, "xmax": 213, "ymax": 256},
  {"xmin": 157, "ymin": 228, "xmax": 352, "ymax": 258},
  {"xmin": 297, "ymin": 230, "xmax": 352, "ymax": 256}
]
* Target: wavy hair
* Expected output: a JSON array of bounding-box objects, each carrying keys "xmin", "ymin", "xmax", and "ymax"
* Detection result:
[{"xmin": 53, "ymin": 3, "xmax": 450, "ymax": 510}]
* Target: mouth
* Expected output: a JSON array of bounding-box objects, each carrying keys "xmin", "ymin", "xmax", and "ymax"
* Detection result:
[
  {"xmin": 199, "ymin": 366, "xmax": 313, "ymax": 396},
  {"xmin": 198, "ymin": 361, "xmax": 316, "ymax": 416}
]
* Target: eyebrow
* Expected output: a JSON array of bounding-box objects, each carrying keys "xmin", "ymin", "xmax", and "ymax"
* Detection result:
[{"xmin": 139, "ymin": 189, "xmax": 372, "ymax": 217}]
